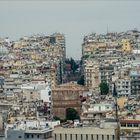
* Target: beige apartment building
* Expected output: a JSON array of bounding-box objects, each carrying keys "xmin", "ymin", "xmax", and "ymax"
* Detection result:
[
  {"xmin": 84, "ymin": 60, "xmax": 100, "ymax": 89},
  {"xmin": 82, "ymin": 42, "xmax": 97, "ymax": 57},
  {"xmin": 51, "ymin": 32, "xmax": 66, "ymax": 60},
  {"xmin": 82, "ymin": 40, "xmax": 120, "ymax": 60}
]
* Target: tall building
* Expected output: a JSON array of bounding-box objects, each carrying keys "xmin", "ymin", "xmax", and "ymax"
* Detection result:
[
  {"xmin": 84, "ymin": 60, "xmax": 100, "ymax": 89},
  {"xmin": 130, "ymin": 70, "xmax": 140, "ymax": 95},
  {"xmin": 51, "ymin": 33, "xmax": 66, "ymax": 60},
  {"xmin": 115, "ymin": 77, "xmax": 131, "ymax": 96},
  {"xmin": 99, "ymin": 64, "xmax": 114, "ymax": 93},
  {"xmin": 50, "ymin": 33, "xmax": 66, "ymax": 84},
  {"xmin": 121, "ymin": 39, "xmax": 132, "ymax": 53}
]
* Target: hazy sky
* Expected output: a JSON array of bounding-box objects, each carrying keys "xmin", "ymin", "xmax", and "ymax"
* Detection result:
[{"xmin": 0, "ymin": 0, "xmax": 140, "ymax": 59}]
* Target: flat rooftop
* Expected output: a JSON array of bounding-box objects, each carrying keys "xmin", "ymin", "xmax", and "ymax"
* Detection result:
[{"xmin": 54, "ymin": 127, "xmax": 116, "ymax": 135}]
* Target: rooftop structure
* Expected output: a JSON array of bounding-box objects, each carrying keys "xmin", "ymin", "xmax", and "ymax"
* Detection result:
[{"xmin": 5, "ymin": 120, "xmax": 54, "ymax": 140}]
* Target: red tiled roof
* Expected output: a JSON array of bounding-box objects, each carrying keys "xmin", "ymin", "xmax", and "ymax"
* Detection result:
[{"xmin": 120, "ymin": 119, "xmax": 140, "ymax": 123}]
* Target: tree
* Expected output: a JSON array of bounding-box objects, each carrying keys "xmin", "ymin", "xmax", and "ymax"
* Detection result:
[
  {"xmin": 53, "ymin": 116, "xmax": 61, "ymax": 121},
  {"xmin": 53, "ymin": 116, "xmax": 66, "ymax": 123},
  {"xmin": 113, "ymin": 83, "xmax": 117, "ymax": 97},
  {"xmin": 70, "ymin": 58, "xmax": 78, "ymax": 74},
  {"xmin": 77, "ymin": 75, "xmax": 84, "ymax": 85},
  {"xmin": 66, "ymin": 108, "xmax": 80, "ymax": 121},
  {"xmin": 99, "ymin": 81, "xmax": 109, "ymax": 95},
  {"xmin": 65, "ymin": 58, "xmax": 79, "ymax": 74}
]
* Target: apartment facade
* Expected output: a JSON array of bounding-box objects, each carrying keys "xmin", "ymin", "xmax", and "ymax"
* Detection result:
[
  {"xmin": 130, "ymin": 70, "xmax": 140, "ymax": 95},
  {"xmin": 84, "ymin": 60, "xmax": 100, "ymax": 89},
  {"xmin": 54, "ymin": 127, "xmax": 117, "ymax": 140},
  {"xmin": 115, "ymin": 78, "xmax": 131, "ymax": 96}
]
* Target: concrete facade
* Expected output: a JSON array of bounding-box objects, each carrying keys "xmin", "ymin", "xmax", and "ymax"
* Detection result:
[
  {"xmin": 54, "ymin": 127, "xmax": 117, "ymax": 140},
  {"xmin": 115, "ymin": 78, "xmax": 131, "ymax": 96}
]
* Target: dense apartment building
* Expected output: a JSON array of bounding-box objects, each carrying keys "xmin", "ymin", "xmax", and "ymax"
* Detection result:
[
  {"xmin": 130, "ymin": 70, "xmax": 140, "ymax": 95},
  {"xmin": 84, "ymin": 60, "xmax": 100, "ymax": 89},
  {"xmin": 51, "ymin": 32, "xmax": 66, "ymax": 60},
  {"xmin": 99, "ymin": 64, "xmax": 114, "ymax": 93},
  {"xmin": 81, "ymin": 30, "xmax": 140, "ymax": 95},
  {"xmin": 115, "ymin": 77, "xmax": 131, "ymax": 96}
]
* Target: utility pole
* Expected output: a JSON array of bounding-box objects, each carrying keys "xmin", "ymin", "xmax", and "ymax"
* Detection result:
[{"xmin": 113, "ymin": 83, "xmax": 120, "ymax": 140}]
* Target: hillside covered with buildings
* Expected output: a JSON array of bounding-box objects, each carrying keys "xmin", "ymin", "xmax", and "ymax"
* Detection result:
[{"xmin": 0, "ymin": 29, "xmax": 140, "ymax": 140}]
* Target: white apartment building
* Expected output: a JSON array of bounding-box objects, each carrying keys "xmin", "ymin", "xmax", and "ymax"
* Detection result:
[
  {"xmin": 89, "ymin": 103, "xmax": 113, "ymax": 112},
  {"xmin": 21, "ymin": 82, "xmax": 51, "ymax": 102},
  {"xmin": 115, "ymin": 78, "xmax": 131, "ymax": 96}
]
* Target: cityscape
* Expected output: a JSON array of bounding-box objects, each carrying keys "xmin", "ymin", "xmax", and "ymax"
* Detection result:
[{"xmin": 1, "ymin": 1, "xmax": 140, "ymax": 140}]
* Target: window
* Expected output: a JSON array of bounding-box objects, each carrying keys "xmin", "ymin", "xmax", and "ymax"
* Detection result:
[
  {"xmin": 31, "ymin": 135, "xmax": 34, "ymax": 138},
  {"xmin": 86, "ymin": 134, "xmax": 88, "ymax": 140},
  {"xmin": 107, "ymin": 135, "xmax": 109, "ymax": 140},
  {"xmin": 121, "ymin": 123, "xmax": 126, "ymax": 127},
  {"xmin": 48, "ymin": 91, "xmax": 51, "ymax": 95},
  {"xmin": 70, "ymin": 134, "xmax": 72, "ymax": 140},
  {"xmin": 106, "ymin": 106, "xmax": 109, "ymax": 109},
  {"xmin": 26, "ymin": 134, "xmax": 29, "ymax": 138},
  {"xmin": 91, "ymin": 134, "xmax": 94, "ymax": 140},
  {"xmin": 97, "ymin": 135, "xmax": 98, "ymax": 140},
  {"xmin": 76, "ymin": 134, "xmax": 77, "ymax": 140},
  {"xmin": 60, "ymin": 134, "xmax": 62, "ymax": 140},
  {"xmin": 127, "ymin": 123, "xmax": 132, "ymax": 127},
  {"xmin": 81, "ymin": 134, "xmax": 83, "ymax": 140},
  {"xmin": 102, "ymin": 135, "xmax": 104, "ymax": 140},
  {"xmin": 18, "ymin": 136, "xmax": 22, "ymax": 138},
  {"xmin": 112, "ymin": 135, "xmax": 115, "ymax": 140},
  {"xmin": 118, "ymin": 86, "xmax": 120, "ymax": 88},
  {"xmin": 134, "ymin": 124, "xmax": 138, "ymax": 127},
  {"xmin": 37, "ymin": 135, "xmax": 39, "ymax": 138},
  {"xmin": 65, "ymin": 134, "xmax": 67, "ymax": 140},
  {"xmin": 54, "ymin": 134, "xmax": 56, "ymax": 140}
]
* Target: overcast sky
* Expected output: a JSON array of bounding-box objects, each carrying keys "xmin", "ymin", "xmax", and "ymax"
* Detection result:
[{"xmin": 0, "ymin": 1, "xmax": 140, "ymax": 59}]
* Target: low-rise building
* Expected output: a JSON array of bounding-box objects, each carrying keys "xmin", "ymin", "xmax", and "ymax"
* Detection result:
[
  {"xmin": 5, "ymin": 120, "xmax": 54, "ymax": 140},
  {"xmin": 54, "ymin": 127, "xmax": 117, "ymax": 140}
]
